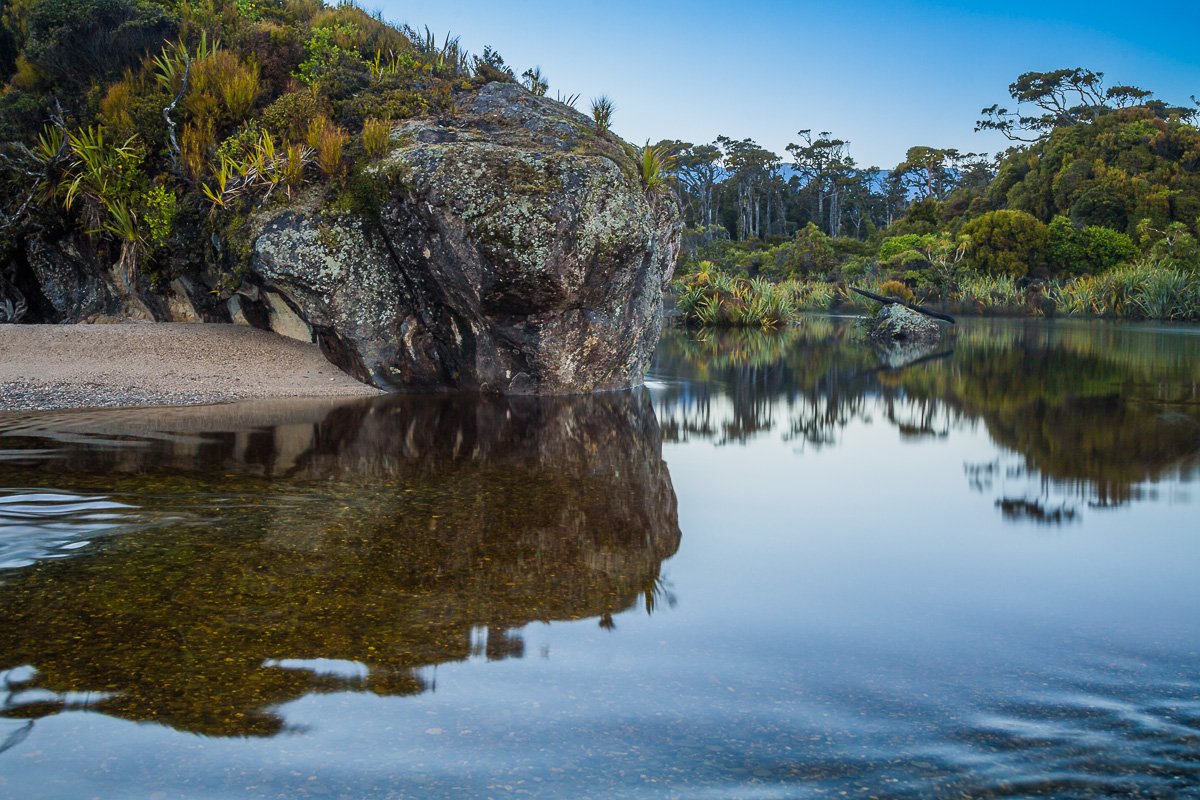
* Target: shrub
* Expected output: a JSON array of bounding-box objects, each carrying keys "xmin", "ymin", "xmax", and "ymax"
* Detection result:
[
  {"xmin": 0, "ymin": 89, "xmax": 47, "ymax": 140},
  {"xmin": 960, "ymin": 210, "xmax": 1049, "ymax": 277},
  {"xmin": 217, "ymin": 58, "xmax": 260, "ymax": 121},
  {"xmin": 361, "ymin": 117, "xmax": 392, "ymax": 159},
  {"xmin": 236, "ymin": 21, "xmax": 304, "ymax": 92},
  {"xmin": 137, "ymin": 184, "xmax": 177, "ymax": 247},
  {"xmin": 343, "ymin": 87, "xmax": 428, "ymax": 125},
  {"xmin": 591, "ymin": 95, "xmax": 614, "ymax": 134},
  {"xmin": 673, "ymin": 270, "xmax": 796, "ymax": 328},
  {"xmin": 878, "ymin": 233, "xmax": 925, "ymax": 265},
  {"xmin": 1053, "ymin": 258, "xmax": 1200, "ymax": 320},
  {"xmin": 262, "ymin": 90, "xmax": 324, "ymax": 141},
  {"xmin": 296, "ymin": 22, "xmax": 363, "ymax": 86},
  {"xmin": 471, "ymin": 45, "xmax": 514, "ymax": 83},
  {"xmin": 24, "ymin": 0, "xmax": 178, "ymax": 85},
  {"xmin": 638, "ymin": 139, "xmax": 674, "ymax": 193},
  {"xmin": 180, "ymin": 119, "xmax": 216, "ymax": 181},
  {"xmin": 955, "ymin": 274, "xmax": 1023, "ymax": 309},
  {"xmin": 521, "ymin": 66, "xmax": 547, "ymax": 96},
  {"xmin": 786, "ymin": 224, "xmax": 838, "ymax": 277},
  {"xmin": 1068, "ymin": 184, "xmax": 1131, "ymax": 231},
  {"xmin": 306, "ymin": 115, "xmax": 348, "ymax": 177},
  {"xmin": 1137, "ymin": 219, "xmax": 1200, "ymax": 272},
  {"xmin": 878, "ymin": 279, "xmax": 914, "ymax": 303},
  {"xmin": 187, "ymin": 50, "xmax": 260, "ymax": 125},
  {"xmin": 1048, "ymin": 215, "xmax": 1136, "ymax": 275}
]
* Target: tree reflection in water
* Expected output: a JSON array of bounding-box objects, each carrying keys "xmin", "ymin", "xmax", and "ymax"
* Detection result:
[
  {"xmin": 0, "ymin": 391, "xmax": 679, "ymax": 736},
  {"xmin": 651, "ymin": 317, "xmax": 1200, "ymax": 512}
]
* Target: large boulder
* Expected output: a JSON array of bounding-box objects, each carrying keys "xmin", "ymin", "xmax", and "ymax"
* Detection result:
[{"xmin": 250, "ymin": 82, "xmax": 682, "ymax": 393}]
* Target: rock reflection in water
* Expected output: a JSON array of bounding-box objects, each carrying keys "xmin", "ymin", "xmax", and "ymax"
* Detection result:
[
  {"xmin": 0, "ymin": 390, "xmax": 679, "ymax": 736},
  {"xmin": 651, "ymin": 318, "xmax": 1200, "ymax": 514}
]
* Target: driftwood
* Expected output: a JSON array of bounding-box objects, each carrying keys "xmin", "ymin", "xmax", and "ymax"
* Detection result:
[
  {"xmin": 851, "ymin": 287, "xmax": 956, "ymax": 325},
  {"xmin": 163, "ymin": 59, "xmax": 192, "ymax": 179}
]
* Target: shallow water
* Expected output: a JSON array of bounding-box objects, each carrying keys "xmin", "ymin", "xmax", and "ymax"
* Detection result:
[{"xmin": 0, "ymin": 317, "xmax": 1197, "ymax": 799}]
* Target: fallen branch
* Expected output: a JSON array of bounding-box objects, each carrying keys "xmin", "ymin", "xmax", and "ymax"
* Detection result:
[
  {"xmin": 163, "ymin": 58, "xmax": 191, "ymax": 179},
  {"xmin": 850, "ymin": 286, "xmax": 956, "ymax": 324}
]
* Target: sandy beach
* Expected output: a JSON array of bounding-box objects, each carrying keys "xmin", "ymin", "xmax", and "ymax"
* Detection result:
[{"xmin": 0, "ymin": 323, "xmax": 382, "ymax": 412}]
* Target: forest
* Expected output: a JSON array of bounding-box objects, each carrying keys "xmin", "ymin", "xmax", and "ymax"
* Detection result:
[
  {"xmin": 0, "ymin": 1, "xmax": 1197, "ymax": 325},
  {"xmin": 660, "ymin": 68, "xmax": 1200, "ymax": 324}
]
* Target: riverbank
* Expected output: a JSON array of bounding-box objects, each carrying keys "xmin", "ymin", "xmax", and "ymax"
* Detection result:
[
  {"xmin": 0, "ymin": 323, "xmax": 382, "ymax": 412},
  {"xmin": 671, "ymin": 264, "xmax": 1200, "ymax": 328}
]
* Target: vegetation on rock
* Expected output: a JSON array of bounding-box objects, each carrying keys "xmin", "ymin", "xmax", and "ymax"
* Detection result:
[{"xmin": 0, "ymin": 0, "xmax": 652, "ymax": 328}]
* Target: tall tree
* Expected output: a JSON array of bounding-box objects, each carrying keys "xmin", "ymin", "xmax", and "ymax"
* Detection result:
[
  {"xmin": 786, "ymin": 130, "xmax": 853, "ymax": 236},
  {"xmin": 656, "ymin": 140, "xmax": 723, "ymax": 231},
  {"xmin": 894, "ymin": 146, "xmax": 987, "ymax": 201},
  {"xmin": 976, "ymin": 67, "xmax": 1195, "ymax": 142},
  {"xmin": 716, "ymin": 136, "xmax": 779, "ymax": 240}
]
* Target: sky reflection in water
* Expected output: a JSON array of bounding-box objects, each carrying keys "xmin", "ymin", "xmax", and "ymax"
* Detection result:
[{"xmin": 0, "ymin": 317, "xmax": 1197, "ymax": 799}]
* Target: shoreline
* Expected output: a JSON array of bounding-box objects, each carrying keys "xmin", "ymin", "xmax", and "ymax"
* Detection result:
[{"xmin": 0, "ymin": 323, "xmax": 382, "ymax": 413}]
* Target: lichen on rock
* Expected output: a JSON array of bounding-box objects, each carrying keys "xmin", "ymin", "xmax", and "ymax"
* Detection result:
[
  {"xmin": 250, "ymin": 82, "xmax": 682, "ymax": 394},
  {"xmin": 867, "ymin": 303, "xmax": 945, "ymax": 345}
]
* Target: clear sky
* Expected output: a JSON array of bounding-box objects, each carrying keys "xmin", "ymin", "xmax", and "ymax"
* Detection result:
[{"xmin": 371, "ymin": 0, "xmax": 1200, "ymax": 168}]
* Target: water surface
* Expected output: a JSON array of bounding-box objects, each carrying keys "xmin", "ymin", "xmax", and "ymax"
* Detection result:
[{"xmin": 0, "ymin": 317, "xmax": 1197, "ymax": 798}]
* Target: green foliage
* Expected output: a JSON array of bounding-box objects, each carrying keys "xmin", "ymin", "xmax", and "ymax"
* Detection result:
[
  {"xmin": 261, "ymin": 89, "xmax": 324, "ymax": 141},
  {"xmin": 138, "ymin": 184, "xmax": 177, "ymax": 247},
  {"xmin": 361, "ymin": 117, "xmax": 392, "ymax": 160},
  {"xmin": 784, "ymin": 224, "xmax": 838, "ymax": 277},
  {"xmin": 521, "ymin": 66, "xmax": 548, "ymax": 96},
  {"xmin": 638, "ymin": 140, "xmax": 675, "ymax": 193},
  {"xmin": 1047, "ymin": 215, "xmax": 1136, "ymax": 275},
  {"xmin": 960, "ymin": 210, "xmax": 1049, "ymax": 277},
  {"xmin": 296, "ymin": 21, "xmax": 365, "ymax": 88},
  {"xmin": 674, "ymin": 270, "xmax": 797, "ymax": 328},
  {"xmin": 202, "ymin": 128, "xmax": 311, "ymax": 210},
  {"xmin": 1053, "ymin": 258, "xmax": 1200, "ymax": 320},
  {"xmin": 24, "ymin": 0, "xmax": 178, "ymax": 86},
  {"xmin": 0, "ymin": 0, "xmax": 523, "ymax": 293},
  {"xmin": 306, "ymin": 115, "xmax": 348, "ymax": 178},
  {"xmin": 985, "ymin": 107, "xmax": 1200, "ymax": 233},
  {"xmin": 877, "ymin": 279, "xmax": 914, "ymax": 302},
  {"xmin": 879, "ymin": 234, "xmax": 925, "ymax": 264},
  {"xmin": 0, "ymin": 89, "xmax": 48, "ymax": 140},
  {"xmin": 953, "ymin": 273, "xmax": 1025, "ymax": 310},
  {"xmin": 591, "ymin": 95, "xmax": 614, "ymax": 134},
  {"xmin": 59, "ymin": 126, "xmax": 145, "ymax": 222},
  {"xmin": 471, "ymin": 44, "xmax": 514, "ymax": 83},
  {"xmin": 1136, "ymin": 219, "xmax": 1200, "ymax": 271}
]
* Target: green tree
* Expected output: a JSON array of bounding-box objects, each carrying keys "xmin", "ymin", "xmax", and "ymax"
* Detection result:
[
  {"xmin": 1048, "ymin": 215, "xmax": 1136, "ymax": 275},
  {"xmin": 961, "ymin": 210, "xmax": 1049, "ymax": 277},
  {"xmin": 786, "ymin": 130, "xmax": 854, "ymax": 236},
  {"xmin": 717, "ymin": 136, "xmax": 782, "ymax": 240}
]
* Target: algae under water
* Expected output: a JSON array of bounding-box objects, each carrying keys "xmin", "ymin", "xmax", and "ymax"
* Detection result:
[{"xmin": 0, "ymin": 317, "xmax": 1197, "ymax": 798}]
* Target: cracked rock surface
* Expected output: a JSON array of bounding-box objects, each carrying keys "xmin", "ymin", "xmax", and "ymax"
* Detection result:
[{"xmin": 251, "ymin": 82, "xmax": 682, "ymax": 394}]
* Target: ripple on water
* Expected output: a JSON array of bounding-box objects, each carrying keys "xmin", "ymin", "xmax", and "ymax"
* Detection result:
[
  {"xmin": 943, "ymin": 678, "xmax": 1200, "ymax": 798},
  {"xmin": 0, "ymin": 490, "xmax": 140, "ymax": 569}
]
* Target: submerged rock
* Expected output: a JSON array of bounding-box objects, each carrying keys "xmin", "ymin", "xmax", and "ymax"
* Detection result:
[
  {"xmin": 251, "ymin": 82, "xmax": 682, "ymax": 393},
  {"xmin": 868, "ymin": 303, "xmax": 944, "ymax": 345}
]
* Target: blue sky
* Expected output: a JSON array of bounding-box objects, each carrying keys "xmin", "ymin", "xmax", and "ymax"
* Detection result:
[{"xmin": 372, "ymin": 1, "xmax": 1200, "ymax": 168}]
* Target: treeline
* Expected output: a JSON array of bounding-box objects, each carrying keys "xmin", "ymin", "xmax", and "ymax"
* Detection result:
[{"xmin": 658, "ymin": 68, "xmax": 1200, "ymax": 320}]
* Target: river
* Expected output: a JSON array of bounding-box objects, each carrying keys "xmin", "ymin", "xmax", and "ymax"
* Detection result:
[{"xmin": 1, "ymin": 316, "xmax": 1197, "ymax": 798}]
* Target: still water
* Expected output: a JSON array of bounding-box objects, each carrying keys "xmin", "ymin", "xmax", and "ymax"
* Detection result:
[{"xmin": 0, "ymin": 317, "xmax": 1197, "ymax": 799}]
